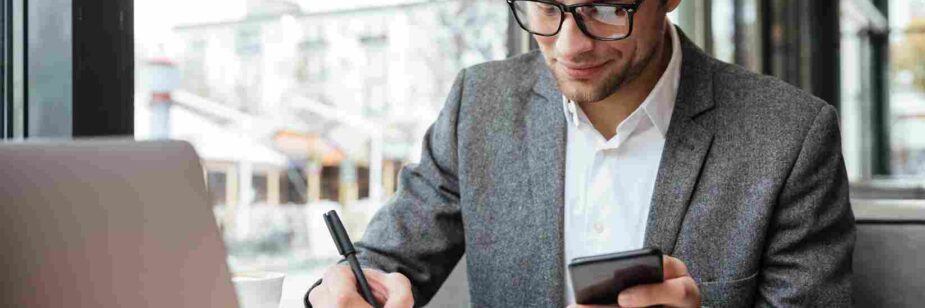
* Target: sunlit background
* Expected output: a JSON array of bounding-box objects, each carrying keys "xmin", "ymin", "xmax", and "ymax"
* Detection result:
[
  {"xmin": 134, "ymin": 0, "xmax": 510, "ymax": 306},
  {"xmin": 131, "ymin": 0, "xmax": 925, "ymax": 306}
]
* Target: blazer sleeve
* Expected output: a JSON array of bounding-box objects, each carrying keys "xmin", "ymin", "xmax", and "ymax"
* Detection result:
[
  {"xmin": 756, "ymin": 104, "xmax": 856, "ymax": 306},
  {"xmin": 350, "ymin": 69, "xmax": 468, "ymax": 306}
]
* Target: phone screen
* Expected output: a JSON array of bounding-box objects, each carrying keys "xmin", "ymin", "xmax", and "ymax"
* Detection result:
[{"xmin": 568, "ymin": 248, "xmax": 664, "ymax": 305}]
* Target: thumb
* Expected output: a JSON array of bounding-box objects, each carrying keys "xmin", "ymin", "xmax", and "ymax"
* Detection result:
[
  {"xmin": 663, "ymin": 255, "xmax": 690, "ymax": 279},
  {"xmin": 363, "ymin": 270, "xmax": 414, "ymax": 308}
]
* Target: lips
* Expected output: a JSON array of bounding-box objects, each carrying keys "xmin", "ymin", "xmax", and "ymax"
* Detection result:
[{"xmin": 559, "ymin": 60, "xmax": 609, "ymax": 80}]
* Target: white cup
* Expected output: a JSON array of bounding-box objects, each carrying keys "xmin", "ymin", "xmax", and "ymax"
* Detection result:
[{"xmin": 232, "ymin": 271, "xmax": 285, "ymax": 308}]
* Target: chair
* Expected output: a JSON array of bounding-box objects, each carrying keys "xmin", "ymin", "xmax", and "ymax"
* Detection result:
[{"xmin": 852, "ymin": 199, "xmax": 925, "ymax": 307}]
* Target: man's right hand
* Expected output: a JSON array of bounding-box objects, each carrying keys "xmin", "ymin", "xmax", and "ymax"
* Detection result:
[{"xmin": 308, "ymin": 265, "xmax": 414, "ymax": 308}]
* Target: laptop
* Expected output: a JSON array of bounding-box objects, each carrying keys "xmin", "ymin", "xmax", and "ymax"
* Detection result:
[{"xmin": 0, "ymin": 139, "xmax": 239, "ymax": 307}]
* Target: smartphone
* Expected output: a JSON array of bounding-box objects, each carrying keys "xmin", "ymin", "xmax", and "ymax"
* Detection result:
[{"xmin": 568, "ymin": 248, "xmax": 664, "ymax": 305}]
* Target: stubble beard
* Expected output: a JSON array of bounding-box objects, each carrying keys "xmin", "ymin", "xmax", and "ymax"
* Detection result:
[{"xmin": 552, "ymin": 50, "xmax": 656, "ymax": 104}]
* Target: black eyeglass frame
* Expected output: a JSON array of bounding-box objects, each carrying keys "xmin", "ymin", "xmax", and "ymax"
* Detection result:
[{"xmin": 506, "ymin": 0, "xmax": 644, "ymax": 41}]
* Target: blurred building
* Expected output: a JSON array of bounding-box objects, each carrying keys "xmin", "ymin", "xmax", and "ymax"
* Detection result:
[{"xmin": 137, "ymin": 0, "xmax": 508, "ymax": 210}]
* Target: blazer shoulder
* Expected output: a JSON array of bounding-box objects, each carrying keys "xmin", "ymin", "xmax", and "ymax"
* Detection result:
[
  {"xmin": 715, "ymin": 61, "xmax": 827, "ymax": 108},
  {"xmin": 462, "ymin": 50, "xmax": 544, "ymax": 91},
  {"xmin": 448, "ymin": 51, "xmax": 545, "ymax": 122},
  {"xmin": 710, "ymin": 60, "xmax": 830, "ymax": 126}
]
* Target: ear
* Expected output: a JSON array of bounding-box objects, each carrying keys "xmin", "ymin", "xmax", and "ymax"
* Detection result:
[{"xmin": 666, "ymin": 0, "xmax": 682, "ymax": 12}]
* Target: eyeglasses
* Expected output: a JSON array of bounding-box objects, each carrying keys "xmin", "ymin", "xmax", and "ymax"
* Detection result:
[{"xmin": 507, "ymin": 0, "xmax": 643, "ymax": 41}]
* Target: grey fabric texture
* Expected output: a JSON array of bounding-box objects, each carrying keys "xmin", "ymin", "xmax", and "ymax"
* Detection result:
[
  {"xmin": 350, "ymin": 30, "xmax": 855, "ymax": 307},
  {"xmin": 852, "ymin": 222, "xmax": 925, "ymax": 307}
]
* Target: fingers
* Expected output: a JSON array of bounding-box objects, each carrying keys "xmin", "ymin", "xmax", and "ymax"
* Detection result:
[
  {"xmin": 308, "ymin": 265, "xmax": 414, "ymax": 308},
  {"xmin": 381, "ymin": 272, "xmax": 414, "ymax": 308},
  {"xmin": 363, "ymin": 269, "xmax": 414, "ymax": 308},
  {"xmin": 361, "ymin": 269, "xmax": 390, "ymax": 305},
  {"xmin": 662, "ymin": 255, "xmax": 689, "ymax": 279},
  {"xmin": 314, "ymin": 265, "xmax": 372, "ymax": 307},
  {"xmin": 616, "ymin": 256, "xmax": 699, "ymax": 308},
  {"xmin": 617, "ymin": 275, "xmax": 700, "ymax": 308}
]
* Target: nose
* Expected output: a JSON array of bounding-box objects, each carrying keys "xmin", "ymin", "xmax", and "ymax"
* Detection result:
[{"xmin": 555, "ymin": 14, "xmax": 594, "ymax": 59}]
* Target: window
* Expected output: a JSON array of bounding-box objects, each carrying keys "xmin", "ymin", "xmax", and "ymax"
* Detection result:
[
  {"xmin": 320, "ymin": 165, "xmax": 339, "ymax": 202},
  {"xmin": 134, "ymin": 0, "xmax": 523, "ymax": 306},
  {"xmin": 679, "ymin": 0, "xmax": 898, "ymax": 183},
  {"xmin": 178, "ymin": 34, "xmax": 210, "ymax": 97},
  {"xmin": 361, "ymin": 35, "xmax": 388, "ymax": 117},
  {"xmin": 672, "ymin": 0, "xmax": 762, "ymax": 73},
  {"xmin": 280, "ymin": 165, "xmax": 308, "ymax": 204},
  {"xmin": 889, "ymin": 0, "xmax": 925, "ymax": 176},
  {"xmin": 1, "ymin": 0, "xmax": 7, "ymax": 138},
  {"xmin": 709, "ymin": 0, "xmax": 762, "ymax": 72},
  {"xmin": 252, "ymin": 173, "xmax": 268, "ymax": 204},
  {"xmin": 236, "ymin": 26, "xmax": 262, "ymax": 56},
  {"xmin": 296, "ymin": 40, "xmax": 326, "ymax": 83},
  {"xmin": 295, "ymin": 38, "xmax": 327, "ymax": 104},
  {"xmin": 207, "ymin": 171, "xmax": 228, "ymax": 206},
  {"xmin": 840, "ymin": 0, "xmax": 885, "ymax": 181},
  {"xmin": 357, "ymin": 166, "xmax": 370, "ymax": 200}
]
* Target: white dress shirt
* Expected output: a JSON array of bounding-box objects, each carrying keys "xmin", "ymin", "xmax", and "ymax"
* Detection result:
[{"xmin": 563, "ymin": 22, "xmax": 683, "ymax": 303}]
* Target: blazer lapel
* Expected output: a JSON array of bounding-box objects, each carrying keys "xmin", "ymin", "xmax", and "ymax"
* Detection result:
[
  {"xmin": 644, "ymin": 31, "xmax": 716, "ymax": 255},
  {"xmin": 525, "ymin": 57, "xmax": 567, "ymax": 305}
]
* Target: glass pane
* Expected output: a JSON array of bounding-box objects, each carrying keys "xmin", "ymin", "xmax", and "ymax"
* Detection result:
[
  {"xmin": 674, "ymin": 0, "xmax": 760, "ymax": 71},
  {"xmin": 889, "ymin": 0, "xmax": 925, "ymax": 177},
  {"xmin": 208, "ymin": 171, "xmax": 228, "ymax": 205},
  {"xmin": 839, "ymin": 1, "xmax": 872, "ymax": 181},
  {"xmin": 1, "ymin": 0, "xmax": 5, "ymax": 138},
  {"xmin": 711, "ymin": 0, "xmax": 736, "ymax": 63},
  {"xmin": 134, "ymin": 0, "xmax": 509, "ymax": 306},
  {"xmin": 252, "ymin": 174, "xmax": 268, "ymax": 203}
]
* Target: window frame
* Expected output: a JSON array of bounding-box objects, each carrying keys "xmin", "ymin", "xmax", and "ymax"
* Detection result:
[
  {"xmin": 3, "ymin": 0, "xmax": 905, "ymax": 184},
  {"xmin": 72, "ymin": 0, "xmax": 134, "ymax": 137},
  {"xmin": 2, "ymin": 0, "xmax": 22, "ymax": 140},
  {"xmin": 5, "ymin": 0, "xmax": 538, "ymax": 141},
  {"xmin": 1, "ymin": 0, "xmax": 134, "ymax": 140},
  {"xmin": 2, "ymin": 0, "xmax": 8, "ymax": 138}
]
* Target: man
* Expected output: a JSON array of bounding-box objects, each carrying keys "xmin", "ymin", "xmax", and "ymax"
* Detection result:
[{"xmin": 307, "ymin": 0, "xmax": 855, "ymax": 306}]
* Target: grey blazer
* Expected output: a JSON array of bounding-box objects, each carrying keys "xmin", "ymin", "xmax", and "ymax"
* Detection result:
[{"xmin": 349, "ymin": 32, "xmax": 855, "ymax": 307}]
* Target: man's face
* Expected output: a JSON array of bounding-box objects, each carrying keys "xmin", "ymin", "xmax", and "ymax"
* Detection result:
[{"xmin": 534, "ymin": 0, "xmax": 671, "ymax": 104}]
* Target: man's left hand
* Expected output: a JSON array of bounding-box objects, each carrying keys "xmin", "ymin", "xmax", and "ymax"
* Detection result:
[{"xmin": 567, "ymin": 255, "xmax": 701, "ymax": 308}]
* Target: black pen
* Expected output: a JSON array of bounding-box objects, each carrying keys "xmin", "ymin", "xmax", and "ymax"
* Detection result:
[{"xmin": 323, "ymin": 210, "xmax": 380, "ymax": 308}]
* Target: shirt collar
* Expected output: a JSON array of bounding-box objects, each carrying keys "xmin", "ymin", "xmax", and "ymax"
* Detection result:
[
  {"xmin": 644, "ymin": 21, "xmax": 682, "ymax": 137},
  {"xmin": 562, "ymin": 20, "xmax": 683, "ymax": 138}
]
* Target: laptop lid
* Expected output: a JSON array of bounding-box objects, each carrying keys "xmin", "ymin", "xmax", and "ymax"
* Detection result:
[{"xmin": 0, "ymin": 140, "xmax": 238, "ymax": 307}]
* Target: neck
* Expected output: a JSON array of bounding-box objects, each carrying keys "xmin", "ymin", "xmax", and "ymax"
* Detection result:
[{"xmin": 579, "ymin": 23, "xmax": 674, "ymax": 140}]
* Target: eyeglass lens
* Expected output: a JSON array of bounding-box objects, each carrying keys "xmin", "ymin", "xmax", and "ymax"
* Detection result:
[{"xmin": 512, "ymin": 1, "xmax": 632, "ymax": 40}]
